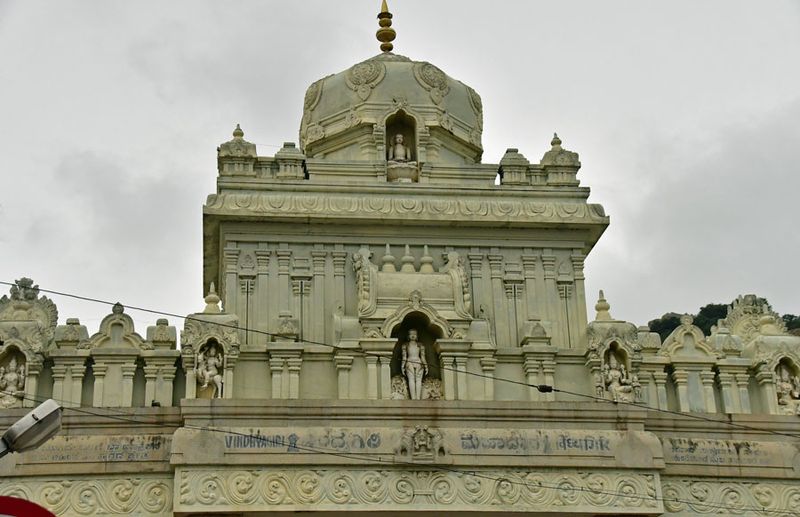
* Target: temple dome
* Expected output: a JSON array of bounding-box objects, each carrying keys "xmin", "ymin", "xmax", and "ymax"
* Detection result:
[{"xmin": 299, "ymin": 52, "xmax": 484, "ymax": 165}]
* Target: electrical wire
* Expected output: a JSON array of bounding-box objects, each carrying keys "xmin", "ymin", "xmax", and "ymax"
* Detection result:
[
  {"xmin": 8, "ymin": 391, "xmax": 799, "ymax": 517},
  {"xmin": 2, "ymin": 279, "xmax": 799, "ymax": 442}
]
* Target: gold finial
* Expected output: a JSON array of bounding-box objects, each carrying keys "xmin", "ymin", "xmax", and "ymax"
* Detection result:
[{"xmin": 376, "ymin": 0, "xmax": 396, "ymax": 53}]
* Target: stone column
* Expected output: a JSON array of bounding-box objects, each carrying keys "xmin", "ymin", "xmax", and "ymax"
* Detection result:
[
  {"xmin": 488, "ymin": 252, "xmax": 510, "ymax": 347},
  {"xmin": 542, "ymin": 360, "xmax": 556, "ymax": 402},
  {"xmin": 480, "ymin": 356, "xmax": 496, "ymax": 401},
  {"xmin": 121, "ymin": 363, "xmax": 137, "ymax": 407},
  {"xmin": 287, "ymin": 357, "xmax": 302, "ymax": 399},
  {"xmin": 223, "ymin": 357, "xmax": 237, "ymax": 399},
  {"xmin": 158, "ymin": 368, "xmax": 176, "ymax": 407},
  {"xmin": 69, "ymin": 363, "xmax": 85, "ymax": 408},
  {"xmin": 441, "ymin": 355, "xmax": 456, "ymax": 401},
  {"xmin": 335, "ymin": 354, "xmax": 354, "ymax": 399},
  {"xmin": 255, "ymin": 250, "xmax": 271, "ymax": 345},
  {"xmin": 570, "ymin": 252, "xmax": 588, "ymax": 346},
  {"xmin": 540, "ymin": 252, "xmax": 558, "ymax": 344},
  {"xmin": 51, "ymin": 364, "xmax": 67, "ymax": 405},
  {"xmin": 379, "ymin": 354, "xmax": 392, "ymax": 400},
  {"xmin": 672, "ymin": 370, "xmax": 690, "ymax": 412},
  {"xmin": 183, "ymin": 352, "xmax": 197, "ymax": 399},
  {"xmin": 21, "ymin": 362, "xmax": 41, "ymax": 409},
  {"xmin": 652, "ymin": 371, "xmax": 669, "ymax": 410},
  {"xmin": 717, "ymin": 371, "xmax": 738, "ymax": 413},
  {"xmin": 223, "ymin": 246, "xmax": 240, "ymax": 314},
  {"xmin": 144, "ymin": 365, "xmax": 159, "ymax": 406},
  {"xmin": 521, "ymin": 252, "xmax": 538, "ymax": 321},
  {"xmin": 365, "ymin": 356, "xmax": 379, "ymax": 399},
  {"xmin": 276, "ymin": 250, "xmax": 292, "ymax": 317},
  {"xmin": 311, "ymin": 250, "xmax": 328, "ymax": 342},
  {"xmin": 755, "ymin": 368, "xmax": 778, "ymax": 414},
  {"xmin": 454, "ymin": 356, "xmax": 468, "ymax": 400},
  {"xmin": 735, "ymin": 373, "xmax": 752, "ymax": 414},
  {"xmin": 93, "ymin": 364, "xmax": 107, "ymax": 406},
  {"xmin": 523, "ymin": 357, "xmax": 540, "ymax": 401},
  {"xmin": 269, "ymin": 357, "xmax": 284, "ymax": 399},
  {"xmin": 332, "ymin": 249, "xmax": 347, "ymax": 310},
  {"xmin": 467, "ymin": 251, "xmax": 484, "ymax": 318},
  {"xmin": 700, "ymin": 370, "xmax": 717, "ymax": 413}
]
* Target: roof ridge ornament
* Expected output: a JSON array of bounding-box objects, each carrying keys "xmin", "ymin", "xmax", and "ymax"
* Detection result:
[{"xmin": 376, "ymin": 0, "xmax": 396, "ymax": 53}]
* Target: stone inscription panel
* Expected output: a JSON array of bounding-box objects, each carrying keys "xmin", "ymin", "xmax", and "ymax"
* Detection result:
[
  {"xmin": 218, "ymin": 427, "xmax": 621, "ymax": 458},
  {"xmin": 664, "ymin": 437, "xmax": 800, "ymax": 470},
  {"xmin": 21, "ymin": 434, "xmax": 170, "ymax": 464}
]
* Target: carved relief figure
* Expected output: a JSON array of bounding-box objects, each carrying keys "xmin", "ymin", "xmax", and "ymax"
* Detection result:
[
  {"xmin": 602, "ymin": 354, "xmax": 638, "ymax": 403},
  {"xmin": 402, "ymin": 329, "xmax": 428, "ymax": 400},
  {"xmin": 388, "ymin": 133, "xmax": 412, "ymax": 162},
  {"xmin": 775, "ymin": 363, "xmax": 800, "ymax": 414},
  {"xmin": 196, "ymin": 342, "xmax": 224, "ymax": 398},
  {"xmin": 0, "ymin": 356, "xmax": 26, "ymax": 408}
]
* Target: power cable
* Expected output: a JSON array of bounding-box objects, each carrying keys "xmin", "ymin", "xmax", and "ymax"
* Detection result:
[{"xmin": 2, "ymin": 280, "xmax": 799, "ymax": 440}]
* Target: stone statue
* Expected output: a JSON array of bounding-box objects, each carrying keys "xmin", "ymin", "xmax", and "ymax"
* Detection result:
[
  {"xmin": 401, "ymin": 329, "xmax": 427, "ymax": 400},
  {"xmin": 196, "ymin": 343, "xmax": 223, "ymax": 398},
  {"xmin": 388, "ymin": 133, "xmax": 412, "ymax": 162},
  {"xmin": 0, "ymin": 357, "xmax": 26, "ymax": 408},
  {"xmin": 602, "ymin": 354, "xmax": 637, "ymax": 403},
  {"xmin": 775, "ymin": 364, "xmax": 800, "ymax": 412}
]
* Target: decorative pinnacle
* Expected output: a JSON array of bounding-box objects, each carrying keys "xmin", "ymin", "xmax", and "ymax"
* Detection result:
[
  {"xmin": 232, "ymin": 124, "xmax": 244, "ymax": 138},
  {"xmin": 594, "ymin": 290, "xmax": 612, "ymax": 321},
  {"xmin": 551, "ymin": 132, "xmax": 562, "ymax": 147},
  {"xmin": 204, "ymin": 282, "xmax": 222, "ymax": 314},
  {"xmin": 376, "ymin": 0, "xmax": 396, "ymax": 53}
]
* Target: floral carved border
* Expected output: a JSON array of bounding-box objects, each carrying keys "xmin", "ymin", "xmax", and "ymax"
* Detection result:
[
  {"xmin": 0, "ymin": 475, "xmax": 172, "ymax": 516},
  {"xmin": 176, "ymin": 467, "xmax": 662, "ymax": 514},
  {"xmin": 661, "ymin": 477, "xmax": 800, "ymax": 515}
]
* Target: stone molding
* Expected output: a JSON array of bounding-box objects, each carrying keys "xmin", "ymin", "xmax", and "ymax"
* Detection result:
[
  {"xmin": 661, "ymin": 477, "xmax": 800, "ymax": 515},
  {"xmin": 205, "ymin": 192, "xmax": 608, "ymax": 225},
  {"xmin": 0, "ymin": 475, "xmax": 172, "ymax": 516},
  {"xmin": 176, "ymin": 467, "xmax": 662, "ymax": 514}
]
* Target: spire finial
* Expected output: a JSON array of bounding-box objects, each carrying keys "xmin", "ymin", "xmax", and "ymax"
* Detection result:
[
  {"xmin": 594, "ymin": 289, "xmax": 612, "ymax": 321},
  {"xmin": 376, "ymin": 0, "xmax": 396, "ymax": 53},
  {"xmin": 551, "ymin": 132, "xmax": 562, "ymax": 147},
  {"xmin": 233, "ymin": 123, "xmax": 244, "ymax": 138}
]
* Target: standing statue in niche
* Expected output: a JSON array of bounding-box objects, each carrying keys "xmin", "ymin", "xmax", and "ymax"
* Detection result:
[
  {"xmin": 0, "ymin": 357, "xmax": 26, "ymax": 408},
  {"xmin": 401, "ymin": 329, "xmax": 428, "ymax": 400},
  {"xmin": 602, "ymin": 354, "xmax": 638, "ymax": 403},
  {"xmin": 388, "ymin": 134, "xmax": 412, "ymax": 162},
  {"xmin": 775, "ymin": 363, "xmax": 800, "ymax": 414},
  {"xmin": 196, "ymin": 343, "xmax": 224, "ymax": 398}
]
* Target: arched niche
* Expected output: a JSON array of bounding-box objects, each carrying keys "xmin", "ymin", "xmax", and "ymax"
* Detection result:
[
  {"xmin": 0, "ymin": 345, "xmax": 27, "ymax": 408},
  {"xmin": 385, "ymin": 109, "xmax": 417, "ymax": 163},
  {"xmin": 195, "ymin": 338, "xmax": 225, "ymax": 399},
  {"xmin": 603, "ymin": 341, "xmax": 630, "ymax": 370},
  {"xmin": 388, "ymin": 311, "xmax": 444, "ymax": 400}
]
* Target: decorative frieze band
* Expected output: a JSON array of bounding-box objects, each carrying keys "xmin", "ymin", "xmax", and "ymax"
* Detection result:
[
  {"xmin": 176, "ymin": 467, "xmax": 662, "ymax": 514},
  {"xmin": 661, "ymin": 477, "xmax": 800, "ymax": 515}
]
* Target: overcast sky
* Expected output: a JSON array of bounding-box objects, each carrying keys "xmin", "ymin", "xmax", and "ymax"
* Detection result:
[{"xmin": 1, "ymin": 0, "xmax": 798, "ymax": 335}]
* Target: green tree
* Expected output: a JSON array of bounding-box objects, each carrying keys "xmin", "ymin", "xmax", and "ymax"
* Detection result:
[
  {"xmin": 693, "ymin": 303, "xmax": 729, "ymax": 335},
  {"xmin": 648, "ymin": 313, "xmax": 682, "ymax": 342},
  {"xmin": 782, "ymin": 314, "xmax": 800, "ymax": 331}
]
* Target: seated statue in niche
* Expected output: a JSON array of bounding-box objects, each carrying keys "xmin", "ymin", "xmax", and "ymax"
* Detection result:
[
  {"xmin": 386, "ymin": 133, "xmax": 418, "ymax": 183},
  {"xmin": 196, "ymin": 343, "xmax": 224, "ymax": 398},
  {"xmin": 775, "ymin": 363, "xmax": 800, "ymax": 414},
  {"xmin": 0, "ymin": 357, "xmax": 26, "ymax": 409},
  {"xmin": 601, "ymin": 354, "xmax": 639, "ymax": 403}
]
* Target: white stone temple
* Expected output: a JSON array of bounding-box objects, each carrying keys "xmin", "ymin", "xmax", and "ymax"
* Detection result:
[{"xmin": 1, "ymin": 3, "xmax": 799, "ymax": 515}]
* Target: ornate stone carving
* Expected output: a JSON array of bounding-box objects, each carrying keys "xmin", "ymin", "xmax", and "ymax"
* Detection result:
[
  {"xmin": 0, "ymin": 277, "xmax": 58, "ymax": 351},
  {"xmin": 196, "ymin": 340, "xmax": 224, "ymax": 398},
  {"xmin": 721, "ymin": 294, "xmax": 787, "ymax": 343},
  {"xmin": 304, "ymin": 123, "xmax": 325, "ymax": 146},
  {"xmin": 352, "ymin": 247, "xmax": 378, "ymax": 316},
  {"xmin": 661, "ymin": 477, "xmax": 800, "ymax": 515},
  {"xmin": 176, "ymin": 468, "xmax": 661, "ymax": 513},
  {"xmin": 303, "ymin": 78, "xmax": 324, "ymax": 112},
  {"xmin": 413, "ymin": 62, "xmax": 450, "ymax": 104},
  {"xmin": 396, "ymin": 426, "xmax": 445, "ymax": 462},
  {"xmin": 400, "ymin": 329, "xmax": 427, "ymax": 400},
  {"xmin": 540, "ymin": 133, "xmax": 580, "ymax": 167},
  {"xmin": 774, "ymin": 362, "xmax": 800, "ymax": 415},
  {"xmin": 466, "ymin": 85, "xmax": 483, "ymax": 125},
  {"xmin": 0, "ymin": 354, "xmax": 25, "ymax": 408},
  {"xmin": 380, "ymin": 291, "xmax": 453, "ymax": 339},
  {"xmin": 345, "ymin": 59, "xmax": 386, "ymax": 101},
  {"xmin": 205, "ymin": 193, "xmax": 609, "ymax": 225},
  {"xmin": 0, "ymin": 475, "xmax": 172, "ymax": 515},
  {"xmin": 217, "ymin": 124, "xmax": 256, "ymax": 158},
  {"xmin": 599, "ymin": 354, "xmax": 640, "ymax": 404},
  {"xmin": 441, "ymin": 251, "xmax": 472, "ymax": 316},
  {"xmin": 344, "ymin": 108, "xmax": 361, "ymax": 129}
]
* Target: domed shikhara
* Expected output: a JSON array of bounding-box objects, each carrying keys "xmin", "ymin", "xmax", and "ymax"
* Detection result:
[{"xmin": 300, "ymin": 52, "xmax": 484, "ymax": 166}]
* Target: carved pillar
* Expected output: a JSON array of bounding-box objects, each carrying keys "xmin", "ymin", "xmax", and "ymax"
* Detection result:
[
  {"xmin": 480, "ymin": 356, "xmax": 496, "ymax": 401},
  {"xmin": 541, "ymin": 252, "xmax": 558, "ymax": 344},
  {"xmin": 672, "ymin": 370, "xmax": 690, "ymax": 412},
  {"xmin": 292, "ymin": 275, "xmax": 311, "ymax": 341},
  {"xmin": 276, "ymin": 249, "xmax": 292, "ymax": 317},
  {"xmin": 542, "ymin": 360, "xmax": 556, "ymax": 402},
  {"xmin": 717, "ymin": 371, "xmax": 738, "ymax": 413},
  {"xmin": 311, "ymin": 250, "xmax": 328, "ymax": 342},
  {"xmin": 570, "ymin": 252, "xmax": 588, "ymax": 346},
  {"xmin": 92, "ymin": 364, "xmax": 107, "ymax": 406},
  {"xmin": 183, "ymin": 352, "xmax": 196, "ymax": 399},
  {"xmin": 51, "ymin": 364, "xmax": 67, "ymax": 405},
  {"xmin": 365, "ymin": 356, "xmax": 379, "ymax": 399},
  {"xmin": 159, "ymin": 368, "xmax": 176, "ymax": 407},
  {"xmin": 223, "ymin": 356, "xmax": 237, "ymax": 399},
  {"xmin": 121, "ymin": 363, "xmax": 136, "ymax": 407},
  {"xmin": 335, "ymin": 354, "xmax": 354, "ymax": 399},
  {"xmin": 454, "ymin": 356, "xmax": 468, "ymax": 400},
  {"xmin": 255, "ymin": 250, "xmax": 271, "ymax": 345},
  {"xmin": 269, "ymin": 357, "xmax": 284, "ymax": 399},
  {"xmin": 488, "ymin": 253, "xmax": 510, "ymax": 347},
  {"xmin": 20, "ymin": 362, "xmax": 41, "ymax": 409},
  {"xmin": 287, "ymin": 357, "xmax": 302, "ymax": 399},
  {"xmin": 223, "ymin": 246, "xmax": 240, "ymax": 314},
  {"xmin": 700, "ymin": 370, "xmax": 717, "ymax": 413},
  {"xmin": 735, "ymin": 373, "xmax": 752, "ymax": 414},
  {"xmin": 379, "ymin": 355, "xmax": 392, "ymax": 400},
  {"xmin": 755, "ymin": 367, "xmax": 778, "ymax": 414},
  {"xmin": 441, "ymin": 355, "xmax": 456, "ymax": 401},
  {"xmin": 467, "ymin": 251, "xmax": 484, "ymax": 318},
  {"xmin": 652, "ymin": 371, "xmax": 669, "ymax": 410},
  {"xmin": 521, "ymin": 252, "xmax": 538, "ymax": 321},
  {"xmin": 523, "ymin": 357, "xmax": 540, "ymax": 401},
  {"xmin": 144, "ymin": 365, "xmax": 159, "ymax": 406},
  {"xmin": 332, "ymin": 248, "xmax": 347, "ymax": 306}
]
